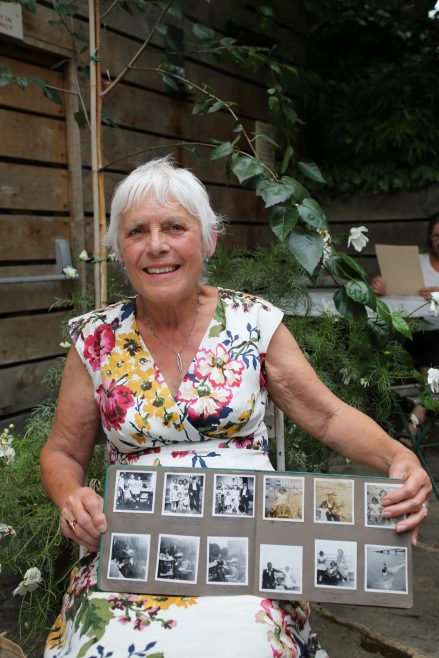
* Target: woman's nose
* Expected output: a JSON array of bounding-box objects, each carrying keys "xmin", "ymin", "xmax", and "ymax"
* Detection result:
[{"xmin": 147, "ymin": 229, "xmax": 169, "ymax": 253}]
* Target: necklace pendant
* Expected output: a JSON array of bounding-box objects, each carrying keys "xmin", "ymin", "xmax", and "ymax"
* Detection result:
[{"xmin": 176, "ymin": 352, "xmax": 183, "ymax": 373}]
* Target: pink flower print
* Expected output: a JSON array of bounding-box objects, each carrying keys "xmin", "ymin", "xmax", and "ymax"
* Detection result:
[
  {"xmin": 83, "ymin": 323, "xmax": 115, "ymax": 371},
  {"xmin": 133, "ymin": 615, "xmax": 150, "ymax": 630},
  {"xmin": 256, "ymin": 599, "xmax": 299, "ymax": 658},
  {"xmin": 96, "ymin": 379, "xmax": 135, "ymax": 431},
  {"xmin": 118, "ymin": 614, "xmax": 131, "ymax": 624},
  {"xmin": 171, "ymin": 450, "xmax": 196, "ymax": 458},
  {"xmin": 194, "ymin": 345, "xmax": 244, "ymax": 389},
  {"xmin": 177, "ymin": 379, "xmax": 232, "ymax": 419}
]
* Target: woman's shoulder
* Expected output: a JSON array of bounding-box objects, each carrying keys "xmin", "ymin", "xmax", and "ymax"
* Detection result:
[
  {"xmin": 217, "ymin": 287, "xmax": 280, "ymax": 313},
  {"xmin": 68, "ymin": 296, "xmax": 136, "ymax": 343}
]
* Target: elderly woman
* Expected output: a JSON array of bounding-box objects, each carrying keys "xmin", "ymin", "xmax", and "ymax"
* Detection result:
[{"xmin": 41, "ymin": 157, "xmax": 431, "ymax": 658}]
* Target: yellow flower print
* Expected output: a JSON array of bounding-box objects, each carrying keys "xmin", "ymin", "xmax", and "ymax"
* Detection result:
[
  {"xmin": 136, "ymin": 595, "xmax": 198, "ymax": 611},
  {"xmin": 115, "ymin": 331, "xmax": 144, "ymax": 357}
]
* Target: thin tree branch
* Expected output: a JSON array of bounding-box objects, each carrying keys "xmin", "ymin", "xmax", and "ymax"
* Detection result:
[
  {"xmin": 100, "ymin": 0, "xmax": 119, "ymax": 20},
  {"xmin": 101, "ymin": 0, "xmax": 175, "ymax": 98},
  {"xmin": 102, "ymin": 140, "xmax": 216, "ymax": 169}
]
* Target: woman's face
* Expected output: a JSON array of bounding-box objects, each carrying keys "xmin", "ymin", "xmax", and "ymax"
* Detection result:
[{"xmin": 119, "ymin": 196, "xmax": 205, "ymax": 306}]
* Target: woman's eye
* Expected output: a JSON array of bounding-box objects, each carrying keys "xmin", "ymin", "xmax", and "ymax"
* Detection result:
[
  {"xmin": 128, "ymin": 227, "xmax": 143, "ymax": 236},
  {"xmin": 167, "ymin": 224, "xmax": 184, "ymax": 232}
]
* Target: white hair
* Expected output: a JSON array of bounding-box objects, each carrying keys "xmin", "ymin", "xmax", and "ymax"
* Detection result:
[{"xmin": 105, "ymin": 156, "xmax": 224, "ymax": 259}]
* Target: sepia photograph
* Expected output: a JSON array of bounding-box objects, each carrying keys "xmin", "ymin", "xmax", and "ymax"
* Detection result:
[
  {"xmin": 155, "ymin": 534, "xmax": 200, "ymax": 584},
  {"xmin": 365, "ymin": 483, "xmax": 405, "ymax": 529},
  {"xmin": 365, "ymin": 545, "xmax": 408, "ymax": 594},
  {"xmin": 113, "ymin": 470, "xmax": 156, "ymax": 513},
  {"xmin": 263, "ymin": 476, "xmax": 304, "ymax": 522},
  {"xmin": 314, "ymin": 478, "xmax": 354, "ymax": 524},
  {"xmin": 213, "ymin": 474, "xmax": 255, "ymax": 518},
  {"xmin": 259, "ymin": 544, "xmax": 302, "ymax": 594},
  {"xmin": 107, "ymin": 532, "xmax": 150, "ymax": 581},
  {"xmin": 207, "ymin": 536, "xmax": 248, "ymax": 585},
  {"xmin": 315, "ymin": 539, "xmax": 357, "ymax": 589},
  {"xmin": 162, "ymin": 472, "xmax": 205, "ymax": 516}
]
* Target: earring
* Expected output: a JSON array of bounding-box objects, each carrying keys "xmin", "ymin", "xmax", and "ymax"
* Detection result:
[{"xmin": 204, "ymin": 256, "xmax": 209, "ymax": 265}]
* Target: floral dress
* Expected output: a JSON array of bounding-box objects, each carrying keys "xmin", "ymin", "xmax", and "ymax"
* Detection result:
[{"xmin": 45, "ymin": 288, "xmax": 328, "ymax": 658}]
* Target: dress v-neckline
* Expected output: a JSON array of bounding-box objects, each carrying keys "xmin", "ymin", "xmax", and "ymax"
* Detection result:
[{"xmin": 132, "ymin": 288, "xmax": 223, "ymax": 401}]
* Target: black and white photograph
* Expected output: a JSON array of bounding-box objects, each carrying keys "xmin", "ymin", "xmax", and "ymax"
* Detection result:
[
  {"xmin": 162, "ymin": 472, "xmax": 205, "ymax": 516},
  {"xmin": 213, "ymin": 474, "xmax": 255, "ymax": 518},
  {"xmin": 365, "ymin": 545, "xmax": 408, "ymax": 594},
  {"xmin": 259, "ymin": 543, "xmax": 302, "ymax": 594},
  {"xmin": 263, "ymin": 476, "xmax": 304, "ymax": 522},
  {"xmin": 114, "ymin": 470, "xmax": 156, "ymax": 513},
  {"xmin": 107, "ymin": 533, "xmax": 150, "ymax": 581},
  {"xmin": 314, "ymin": 478, "xmax": 354, "ymax": 524},
  {"xmin": 207, "ymin": 537, "xmax": 248, "ymax": 585},
  {"xmin": 155, "ymin": 534, "xmax": 200, "ymax": 584},
  {"xmin": 315, "ymin": 539, "xmax": 357, "ymax": 589},
  {"xmin": 365, "ymin": 483, "xmax": 405, "ymax": 528}
]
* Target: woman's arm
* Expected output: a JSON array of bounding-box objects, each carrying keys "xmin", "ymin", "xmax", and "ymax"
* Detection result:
[
  {"xmin": 265, "ymin": 323, "xmax": 431, "ymax": 543},
  {"xmin": 40, "ymin": 347, "xmax": 107, "ymax": 551}
]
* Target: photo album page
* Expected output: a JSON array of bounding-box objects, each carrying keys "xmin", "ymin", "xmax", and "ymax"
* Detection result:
[{"xmin": 98, "ymin": 466, "xmax": 412, "ymax": 608}]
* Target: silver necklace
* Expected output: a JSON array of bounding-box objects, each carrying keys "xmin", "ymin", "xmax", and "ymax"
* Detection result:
[{"xmin": 146, "ymin": 289, "xmax": 201, "ymax": 373}]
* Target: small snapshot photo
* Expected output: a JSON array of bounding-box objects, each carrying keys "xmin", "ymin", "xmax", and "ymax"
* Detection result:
[
  {"xmin": 259, "ymin": 544, "xmax": 303, "ymax": 594},
  {"xmin": 107, "ymin": 532, "xmax": 150, "ymax": 581},
  {"xmin": 365, "ymin": 545, "xmax": 408, "ymax": 594},
  {"xmin": 213, "ymin": 474, "xmax": 255, "ymax": 518},
  {"xmin": 207, "ymin": 537, "xmax": 248, "ymax": 586},
  {"xmin": 114, "ymin": 470, "xmax": 156, "ymax": 513},
  {"xmin": 315, "ymin": 539, "xmax": 357, "ymax": 589},
  {"xmin": 365, "ymin": 483, "xmax": 405, "ymax": 528},
  {"xmin": 162, "ymin": 472, "xmax": 205, "ymax": 516},
  {"xmin": 314, "ymin": 478, "xmax": 354, "ymax": 524},
  {"xmin": 155, "ymin": 534, "xmax": 200, "ymax": 584},
  {"xmin": 263, "ymin": 476, "xmax": 304, "ymax": 522}
]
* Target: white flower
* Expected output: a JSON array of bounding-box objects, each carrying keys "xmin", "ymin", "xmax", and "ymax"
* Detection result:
[
  {"xmin": 13, "ymin": 567, "xmax": 43, "ymax": 596},
  {"xmin": 60, "ymin": 341, "xmax": 72, "ymax": 349},
  {"xmin": 340, "ymin": 367, "xmax": 352, "ymax": 385},
  {"xmin": 0, "ymin": 523, "xmax": 16, "ymax": 538},
  {"xmin": 427, "ymin": 367, "xmax": 439, "ymax": 394},
  {"xmin": 410, "ymin": 413, "xmax": 420, "ymax": 427},
  {"xmin": 0, "ymin": 430, "xmax": 15, "ymax": 465},
  {"xmin": 360, "ymin": 378, "xmax": 370, "ymax": 388},
  {"xmin": 107, "ymin": 252, "xmax": 117, "ymax": 263},
  {"xmin": 430, "ymin": 292, "xmax": 439, "ymax": 318},
  {"xmin": 62, "ymin": 266, "xmax": 78, "ymax": 279},
  {"xmin": 348, "ymin": 226, "xmax": 369, "ymax": 252},
  {"xmin": 78, "ymin": 249, "xmax": 89, "ymax": 261}
]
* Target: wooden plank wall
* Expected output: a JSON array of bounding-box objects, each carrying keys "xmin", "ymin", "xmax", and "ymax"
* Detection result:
[{"xmin": 0, "ymin": 0, "xmax": 305, "ymax": 428}]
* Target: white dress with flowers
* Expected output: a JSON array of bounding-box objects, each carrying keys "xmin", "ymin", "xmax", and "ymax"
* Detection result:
[{"xmin": 44, "ymin": 288, "xmax": 327, "ymax": 658}]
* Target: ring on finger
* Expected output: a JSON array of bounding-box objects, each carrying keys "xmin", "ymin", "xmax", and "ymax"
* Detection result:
[
  {"xmin": 421, "ymin": 503, "xmax": 428, "ymax": 513},
  {"xmin": 67, "ymin": 518, "xmax": 78, "ymax": 534}
]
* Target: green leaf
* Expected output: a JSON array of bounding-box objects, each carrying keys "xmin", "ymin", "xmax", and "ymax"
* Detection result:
[
  {"xmin": 261, "ymin": 181, "xmax": 294, "ymax": 208},
  {"xmin": 207, "ymin": 100, "xmax": 226, "ymax": 113},
  {"xmin": 231, "ymin": 156, "xmax": 265, "ymax": 183},
  {"xmin": 254, "ymin": 132, "xmax": 279, "ymax": 148},
  {"xmin": 51, "ymin": 58, "xmax": 70, "ymax": 71},
  {"xmin": 101, "ymin": 106, "xmax": 117, "ymax": 127},
  {"xmin": 208, "ymin": 323, "xmax": 223, "ymax": 338},
  {"xmin": 288, "ymin": 231, "xmax": 324, "ymax": 276},
  {"xmin": 333, "ymin": 289, "xmax": 367, "ymax": 322},
  {"xmin": 162, "ymin": 74, "xmax": 180, "ymax": 92},
  {"xmin": 391, "ymin": 313, "xmax": 412, "ymax": 339},
  {"xmin": 156, "ymin": 23, "xmax": 169, "ymax": 37},
  {"xmin": 43, "ymin": 85, "xmax": 63, "ymax": 104},
  {"xmin": 281, "ymin": 145, "xmax": 294, "ymax": 174},
  {"xmin": 281, "ymin": 176, "xmax": 310, "ymax": 203},
  {"xmin": 192, "ymin": 23, "xmax": 215, "ymax": 40},
  {"xmin": 210, "ymin": 141, "xmax": 234, "ymax": 161},
  {"xmin": 0, "ymin": 65, "xmax": 13, "ymax": 88},
  {"xmin": 232, "ymin": 121, "xmax": 243, "ymax": 133},
  {"xmin": 90, "ymin": 50, "xmax": 102, "ymax": 63},
  {"xmin": 297, "ymin": 198, "xmax": 327, "ymax": 229},
  {"xmin": 73, "ymin": 31, "xmax": 89, "ymax": 44},
  {"xmin": 74, "ymin": 109, "xmax": 89, "ymax": 127},
  {"xmin": 298, "ymin": 160, "xmax": 327, "ymax": 184},
  {"xmin": 192, "ymin": 96, "xmax": 211, "ymax": 116},
  {"xmin": 376, "ymin": 299, "xmax": 392, "ymax": 325},
  {"xmin": 269, "ymin": 206, "xmax": 299, "ymax": 242},
  {"xmin": 284, "ymin": 105, "xmax": 299, "ymax": 124},
  {"xmin": 18, "ymin": 0, "xmax": 37, "ymax": 12},
  {"xmin": 345, "ymin": 280, "xmax": 370, "ymax": 305},
  {"xmin": 326, "ymin": 253, "xmax": 367, "ymax": 281}
]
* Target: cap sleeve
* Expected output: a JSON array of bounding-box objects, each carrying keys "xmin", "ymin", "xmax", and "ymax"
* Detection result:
[{"xmin": 257, "ymin": 299, "xmax": 284, "ymax": 353}]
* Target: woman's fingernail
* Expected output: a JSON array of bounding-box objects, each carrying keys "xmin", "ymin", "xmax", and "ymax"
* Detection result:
[
  {"xmin": 381, "ymin": 511, "xmax": 391, "ymax": 518},
  {"xmin": 397, "ymin": 524, "xmax": 407, "ymax": 532}
]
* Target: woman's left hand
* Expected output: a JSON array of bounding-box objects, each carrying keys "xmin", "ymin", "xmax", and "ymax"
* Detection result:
[
  {"xmin": 418, "ymin": 285, "xmax": 439, "ymax": 301},
  {"xmin": 381, "ymin": 454, "xmax": 432, "ymax": 545}
]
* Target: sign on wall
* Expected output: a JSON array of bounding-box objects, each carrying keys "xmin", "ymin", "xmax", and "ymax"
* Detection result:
[{"xmin": 0, "ymin": 2, "xmax": 23, "ymax": 40}]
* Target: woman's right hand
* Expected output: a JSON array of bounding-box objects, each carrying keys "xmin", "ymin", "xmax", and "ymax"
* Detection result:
[
  {"xmin": 371, "ymin": 275, "xmax": 387, "ymax": 296},
  {"xmin": 60, "ymin": 486, "xmax": 107, "ymax": 552}
]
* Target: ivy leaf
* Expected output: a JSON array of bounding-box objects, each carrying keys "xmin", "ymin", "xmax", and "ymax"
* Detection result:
[
  {"xmin": 345, "ymin": 280, "xmax": 372, "ymax": 307},
  {"xmin": 53, "ymin": 2, "xmax": 78, "ymax": 15},
  {"xmin": 261, "ymin": 181, "xmax": 293, "ymax": 208},
  {"xmin": 391, "ymin": 313, "xmax": 412, "ymax": 339},
  {"xmin": 269, "ymin": 206, "xmax": 299, "ymax": 241},
  {"xmin": 210, "ymin": 141, "xmax": 234, "ymax": 160},
  {"xmin": 192, "ymin": 23, "xmax": 215, "ymax": 40},
  {"xmin": 333, "ymin": 289, "xmax": 367, "ymax": 322},
  {"xmin": 297, "ymin": 198, "xmax": 327, "ymax": 229},
  {"xmin": 281, "ymin": 176, "xmax": 310, "ymax": 203},
  {"xmin": 231, "ymin": 156, "xmax": 265, "ymax": 183},
  {"xmin": 288, "ymin": 231, "xmax": 324, "ymax": 276},
  {"xmin": 298, "ymin": 160, "xmax": 327, "ymax": 184}
]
